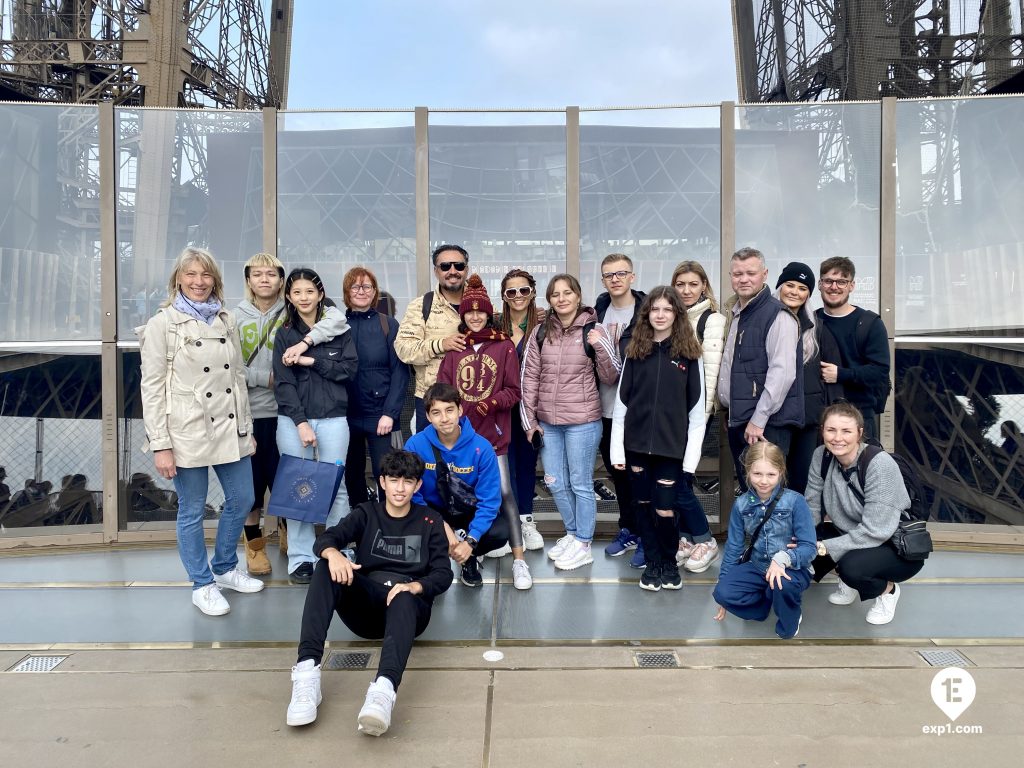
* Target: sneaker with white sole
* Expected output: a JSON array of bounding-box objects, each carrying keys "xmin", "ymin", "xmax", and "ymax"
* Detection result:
[
  {"xmin": 484, "ymin": 542, "xmax": 512, "ymax": 558},
  {"xmin": 828, "ymin": 578, "xmax": 858, "ymax": 605},
  {"xmin": 512, "ymin": 559, "xmax": 533, "ymax": 590},
  {"xmin": 684, "ymin": 539, "xmax": 720, "ymax": 573},
  {"xmin": 605, "ymin": 528, "xmax": 639, "ymax": 557},
  {"xmin": 192, "ymin": 583, "xmax": 230, "ymax": 616},
  {"xmin": 778, "ymin": 614, "xmax": 803, "ymax": 640},
  {"xmin": 286, "ymin": 659, "xmax": 322, "ymax": 726},
  {"xmin": 214, "ymin": 568, "xmax": 265, "ymax": 593},
  {"xmin": 675, "ymin": 537, "xmax": 695, "ymax": 565},
  {"xmin": 865, "ymin": 583, "xmax": 901, "ymax": 625},
  {"xmin": 357, "ymin": 677, "xmax": 396, "ymax": 736},
  {"xmin": 521, "ymin": 515, "xmax": 545, "ymax": 550},
  {"xmin": 547, "ymin": 533, "xmax": 576, "ymax": 561},
  {"xmin": 554, "ymin": 539, "xmax": 594, "ymax": 571}
]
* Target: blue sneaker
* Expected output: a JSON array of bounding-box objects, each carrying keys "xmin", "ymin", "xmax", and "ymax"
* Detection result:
[
  {"xmin": 628, "ymin": 542, "xmax": 646, "ymax": 569},
  {"xmin": 604, "ymin": 528, "xmax": 639, "ymax": 557}
]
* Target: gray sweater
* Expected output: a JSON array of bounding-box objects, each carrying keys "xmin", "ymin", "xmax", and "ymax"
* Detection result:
[
  {"xmin": 234, "ymin": 300, "xmax": 349, "ymax": 419},
  {"xmin": 804, "ymin": 444, "xmax": 909, "ymax": 562}
]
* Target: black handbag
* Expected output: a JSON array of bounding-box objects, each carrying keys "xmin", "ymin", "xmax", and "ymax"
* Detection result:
[
  {"xmin": 430, "ymin": 444, "xmax": 479, "ymax": 519},
  {"xmin": 890, "ymin": 515, "xmax": 933, "ymax": 561}
]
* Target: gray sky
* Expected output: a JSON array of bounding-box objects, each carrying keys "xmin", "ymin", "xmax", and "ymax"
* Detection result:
[{"xmin": 286, "ymin": 1, "xmax": 738, "ymax": 109}]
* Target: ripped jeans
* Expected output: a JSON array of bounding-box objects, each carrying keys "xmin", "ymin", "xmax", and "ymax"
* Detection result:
[
  {"xmin": 538, "ymin": 420, "xmax": 602, "ymax": 543},
  {"xmin": 626, "ymin": 452, "xmax": 682, "ymax": 568}
]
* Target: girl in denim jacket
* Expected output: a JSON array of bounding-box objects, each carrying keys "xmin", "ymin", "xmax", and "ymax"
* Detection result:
[{"xmin": 713, "ymin": 442, "xmax": 816, "ymax": 639}]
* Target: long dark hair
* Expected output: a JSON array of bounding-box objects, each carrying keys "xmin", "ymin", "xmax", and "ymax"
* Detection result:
[
  {"xmin": 498, "ymin": 268, "xmax": 539, "ymax": 339},
  {"xmin": 283, "ymin": 267, "xmax": 326, "ymax": 330},
  {"xmin": 626, "ymin": 286, "xmax": 702, "ymax": 361}
]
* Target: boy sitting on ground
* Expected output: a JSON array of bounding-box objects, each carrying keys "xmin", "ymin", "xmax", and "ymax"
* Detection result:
[{"xmin": 286, "ymin": 449, "xmax": 453, "ymax": 735}]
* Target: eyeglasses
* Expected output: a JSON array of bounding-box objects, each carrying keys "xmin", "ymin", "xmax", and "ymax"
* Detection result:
[
  {"xmin": 436, "ymin": 261, "xmax": 468, "ymax": 272},
  {"xmin": 503, "ymin": 287, "xmax": 533, "ymax": 299},
  {"xmin": 601, "ymin": 270, "xmax": 633, "ymax": 281},
  {"xmin": 821, "ymin": 278, "xmax": 852, "ymax": 288},
  {"xmin": 350, "ymin": 284, "xmax": 374, "ymax": 293}
]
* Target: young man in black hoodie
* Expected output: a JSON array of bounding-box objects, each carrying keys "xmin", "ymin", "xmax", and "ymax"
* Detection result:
[
  {"xmin": 286, "ymin": 449, "xmax": 454, "ymax": 736},
  {"xmin": 594, "ymin": 254, "xmax": 647, "ymax": 563}
]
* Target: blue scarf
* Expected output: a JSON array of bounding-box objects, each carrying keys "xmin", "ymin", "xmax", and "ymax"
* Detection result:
[{"xmin": 173, "ymin": 292, "xmax": 222, "ymax": 325}]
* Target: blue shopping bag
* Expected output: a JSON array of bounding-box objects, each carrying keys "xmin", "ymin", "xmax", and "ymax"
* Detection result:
[{"xmin": 266, "ymin": 452, "xmax": 345, "ymax": 525}]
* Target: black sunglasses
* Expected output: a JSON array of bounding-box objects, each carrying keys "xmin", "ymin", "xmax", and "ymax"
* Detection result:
[
  {"xmin": 436, "ymin": 261, "xmax": 468, "ymax": 272},
  {"xmin": 503, "ymin": 287, "xmax": 533, "ymax": 299}
]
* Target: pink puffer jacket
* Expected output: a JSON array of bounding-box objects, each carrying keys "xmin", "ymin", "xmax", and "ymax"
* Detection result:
[{"xmin": 519, "ymin": 307, "xmax": 621, "ymax": 430}]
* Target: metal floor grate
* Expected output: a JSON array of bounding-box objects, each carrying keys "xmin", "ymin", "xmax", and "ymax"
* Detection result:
[
  {"xmin": 324, "ymin": 651, "xmax": 371, "ymax": 670},
  {"xmin": 918, "ymin": 650, "xmax": 973, "ymax": 667},
  {"xmin": 8, "ymin": 656, "xmax": 68, "ymax": 673},
  {"xmin": 634, "ymin": 651, "xmax": 679, "ymax": 669}
]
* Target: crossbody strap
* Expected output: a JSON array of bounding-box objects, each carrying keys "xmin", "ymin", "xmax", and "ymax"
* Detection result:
[
  {"xmin": 430, "ymin": 443, "xmax": 451, "ymax": 506},
  {"xmin": 246, "ymin": 307, "xmax": 283, "ymax": 367}
]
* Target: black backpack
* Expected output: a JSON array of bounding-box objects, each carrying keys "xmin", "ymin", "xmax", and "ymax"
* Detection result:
[{"xmin": 819, "ymin": 437, "xmax": 928, "ymax": 522}]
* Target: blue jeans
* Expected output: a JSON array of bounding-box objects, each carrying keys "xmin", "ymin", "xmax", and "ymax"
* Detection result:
[
  {"xmin": 539, "ymin": 420, "xmax": 602, "ymax": 543},
  {"xmin": 675, "ymin": 471, "xmax": 713, "ymax": 544},
  {"xmin": 277, "ymin": 416, "xmax": 351, "ymax": 574},
  {"xmin": 172, "ymin": 456, "xmax": 254, "ymax": 589}
]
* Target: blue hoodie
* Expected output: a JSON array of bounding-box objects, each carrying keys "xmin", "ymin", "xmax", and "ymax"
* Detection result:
[{"xmin": 404, "ymin": 416, "xmax": 501, "ymax": 542}]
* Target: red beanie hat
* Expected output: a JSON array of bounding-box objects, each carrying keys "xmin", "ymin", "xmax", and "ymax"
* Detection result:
[{"xmin": 458, "ymin": 274, "xmax": 493, "ymax": 317}]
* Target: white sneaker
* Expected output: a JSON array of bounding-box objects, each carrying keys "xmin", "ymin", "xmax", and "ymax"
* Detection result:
[
  {"xmin": 866, "ymin": 583, "xmax": 901, "ymax": 625},
  {"xmin": 675, "ymin": 537, "xmax": 695, "ymax": 565},
  {"xmin": 547, "ymin": 533, "xmax": 576, "ymax": 561},
  {"xmin": 684, "ymin": 539, "xmax": 720, "ymax": 573},
  {"xmin": 828, "ymin": 578, "xmax": 858, "ymax": 605},
  {"xmin": 512, "ymin": 559, "xmax": 533, "ymax": 590},
  {"xmin": 214, "ymin": 567, "xmax": 265, "ymax": 593},
  {"xmin": 357, "ymin": 677, "xmax": 396, "ymax": 736},
  {"xmin": 554, "ymin": 539, "xmax": 594, "ymax": 571},
  {"xmin": 521, "ymin": 515, "xmax": 545, "ymax": 550},
  {"xmin": 286, "ymin": 659, "xmax": 322, "ymax": 726},
  {"xmin": 192, "ymin": 583, "xmax": 230, "ymax": 616},
  {"xmin": 484, "ymin": 542, "xmax": 512, "ymax": 558}
]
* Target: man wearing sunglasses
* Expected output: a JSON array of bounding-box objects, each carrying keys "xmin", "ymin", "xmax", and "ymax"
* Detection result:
[
  {"xmin": 396, "ymin": 244, "xmax": 471, "ymax": 431},
  {"xmin": 815, "ymin": 257, "xmax": 891, "ymax": 441}
]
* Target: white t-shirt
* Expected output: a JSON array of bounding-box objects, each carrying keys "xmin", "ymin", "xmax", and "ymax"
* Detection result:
[{"xmin": 599, "ymin": 302, "xmax": 634, "ymax": 418}]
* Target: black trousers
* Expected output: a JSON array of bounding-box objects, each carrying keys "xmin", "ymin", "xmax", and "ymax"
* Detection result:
[
  {"xmin": 786, "ymin": 423, "xmax": 820, "ymax": 495},
  {"xmin": 600, "ymin": 417, "xmax": 636, "ymax": 531},
  {"xmin": 727, "ymin": 423, "xmax": 794, "ymax": 492},
  {"xmin": 626, "ymin": 452, "xmax": 681, "ymax": 568},
  {"xmin": 445, "ymin": 506, "xmax": 511, "ymax": 556},
  {"xmin": 811, "ymin": 522, "xmax": 925, "ymax": 600},
  {"xmin": 297, "ymin": 560, "xmax": 432, "ymax": 689},
  {"xmin": 250, "ymin": 417, "xmax": 280, "ymax": 513},
  {"xmin": 345, "ymin": 421, "xmax": 392, "ymax": 505}
]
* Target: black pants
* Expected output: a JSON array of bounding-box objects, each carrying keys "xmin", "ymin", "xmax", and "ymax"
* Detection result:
[
  {"xmin": 626, "ymin": 452, "xmax": 681, "ymax": 568},
  {"xmin": 445, "ymin": 506, "xmax": 511, "ymax": 557},
  {"xmin": 727, "ymin": 423, "xmax": 794, "ymax": 493},
  {"xmin": 786, "ymin": 423, "xmax": 820, "ymax": 495},
  {"xmin": 297, "ymin": 560, "xmax": 432, "ymax": 689},
  {"xmin": 250, "ymin": 417, "xmax": 280, "ymax": 513},
  {"xmin": 600, "ymin": 417, "xmax": 636, "ymax": 531},
  {"xmin": 345, "ymin": 421, "xmax": 392, "ymax": 505},
  {"xmin": 811, "ymin": 522, "xmax": 924, "ymax": 600}
]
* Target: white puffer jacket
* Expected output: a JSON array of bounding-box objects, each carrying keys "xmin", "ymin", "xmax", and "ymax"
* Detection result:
[{"xmin": 686, "ymin": 298, "xmax": 726, "ymax": 416}]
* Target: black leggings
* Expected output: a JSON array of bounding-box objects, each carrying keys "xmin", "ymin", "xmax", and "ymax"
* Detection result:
[
  {"xmin": 811, "ymin": 522, "xmax": 924, "ymax": 600},
  {"xmin": 249, "ymin": 417, "xmax": 280, "ymax": 513},
  {"xmin": 496, "ymin": 454, "xmax": 524, "ymax": 550},
  {"xmin": 297, "ymin": 561, "xmax": 432, "ymax": 689}
]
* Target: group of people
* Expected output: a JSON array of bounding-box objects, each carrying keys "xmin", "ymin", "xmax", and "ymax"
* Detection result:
[{"xmin": 139, "ymin": 243, "xmax": 923, "ymax": 738}]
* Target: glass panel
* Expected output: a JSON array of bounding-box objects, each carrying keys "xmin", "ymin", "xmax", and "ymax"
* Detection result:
[
  {"xmin": 0, "ymin": 104, "xmax": 102, "ymax": 341},
  {"xmin": 116, "ymin": 109, "xmax": 264, "ymax": 333},
  {"xmin": 277, "ymin": 112, "xmax": 417, "ymax": 316},
  {"xmin": 897, "ymin": 344, "xmax": 1024, "ymax": 525},
  {"xmin": 895, "ymin": 97, "xmax": 1024, "ymax": 335},
  {"xmin": 429, "ymin": 113, "xmax": 566, "ymax": 302},
  {"xmin": 579, "ymin": 107, "xmax": 721, "ymax": 302},
  {"xmin": 0, "ymin": 351, "xmax": 103, "ymax": 534},
  {"xmin": 735, "ymin": 103, "xmax": 881, "ymax": 312}
]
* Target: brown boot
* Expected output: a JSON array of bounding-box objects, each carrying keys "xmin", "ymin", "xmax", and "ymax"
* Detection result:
[
  {"xmin": 245, "ymin": 533, "xmax": 272, "ymax": 576},
  {"xmin": 277, "ymin": 516, "xmax": 288, "ymax": 556}
]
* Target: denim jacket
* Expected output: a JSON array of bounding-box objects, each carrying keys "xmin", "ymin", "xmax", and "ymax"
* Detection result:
[{"xmin": 719, "ymin": 487, "xmax": 817, "ymax": 578}]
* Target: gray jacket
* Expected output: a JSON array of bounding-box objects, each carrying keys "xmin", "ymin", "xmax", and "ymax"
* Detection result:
[{"xmin": 233, "ymin": 299, "xmax": 349, "ymax": 419}]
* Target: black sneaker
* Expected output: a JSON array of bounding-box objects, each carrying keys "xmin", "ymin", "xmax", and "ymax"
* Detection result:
[
  {"xmin": 460, "ymin": 557, "xmax": 483, "ymax": 588},
  {"xmin": 289, "ymin": 562, "xmax": 314, "ymax": 585},
  {"xmin": 639, "ymin": 564, "xmax": 662, "ymax": 592},
  {"xmin": 593, "ymin": 480, "xmax": 617, "ymax": 501},
  {"xmin": 660, "ymin": 565, "xmax": 683, "ymax": 591}
]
